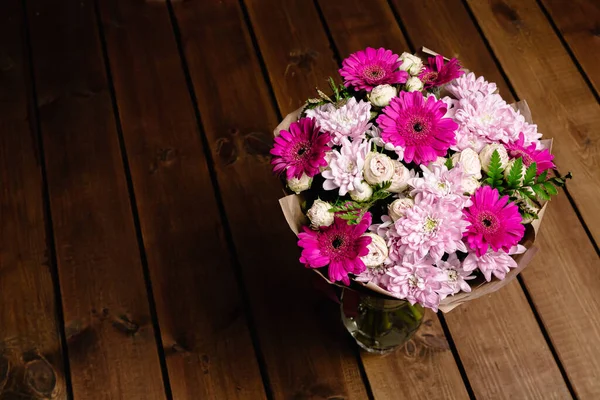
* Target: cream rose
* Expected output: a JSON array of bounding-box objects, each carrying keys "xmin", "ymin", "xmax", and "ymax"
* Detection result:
[
  {"xmin": 306, "ymin": 199, "xmax": 334, "ymax": 229},
  {"xmin": 360, "ymin": 233, "xmax": 389, "ymax": 267},
  {"xmin": 398, "ymin": 52, "xmax": 423, "ymax": 75},
  {"xmin": 388, "ymin": 198, "xmax": 414, "ymax": 221},
  {"xmin": 461, "ymin": 176, "xmax": 481, "ymax": 195},
  {"xmin": 367, "ymin": 84, "xmax": 397, "ymax": 107},
  {"xmin": 287, "ymin": 174, "xmax": 312, "ymax": 194},
  {"xmin": 349, "ymin": 181, "xmax": 373, "ymax": 202},
  {"xmin": 452, "ymin": 148, "xmax": 482, "ymax": 179},
  {"xmin": 363, "ymin": 152, "xmax": 395, "ymax": 185},
  {"xmin": 479, "ymin": 143, "xmax": 509, "ymax": 173},
  {"xmin": 388, "ymin": 160, "xmax": 411, "ymax": 193},
  {"xmin": 405, "ymin": 76, "xmax": 424, "ymax": 92}
]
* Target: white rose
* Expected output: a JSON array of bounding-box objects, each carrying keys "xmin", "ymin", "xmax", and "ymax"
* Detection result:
[
  {"xmin": 405, "ymin": 76, "xmax": 424, "ymax": 92},
  {"xmin": 388, "ymin": 198, "xmax": 414, "ymax": 221},
  {"xmin": 388, "ymin": 160, "xmax": 411, "ymax": 193},
  {"xmin": 503, "ymin": 159, "xmax": 527, "ymax": 185},
  {"xmin": 367, "ymin": 84, "xmax": 397, "ymax": 107},
  {"xmin": 306, "ymin": 199, "xmax": 334, "ymax": 229},
  {"xmin": 479, "ymin": 143, "xmax": 509, "ymax": 173},
  {"xmin": 287, "ymin": 174, "xmax": 312, "ymax": 194},
  {"xmin": 428, "ymin": 156, "xmax": 448, "ymax": 169},
  {"xmin": 451, "ymin": 148, "xmax": 482, "ymax": 179},
  {"xmin": 398, "ymin": 52, "xmax": 423, "ymax": 75},
  {"xmin": 363, "ymin": 152, "xmax": 395, "ymax": 185},
  {"xmin": 349, "ymin": 181, "xmax": 373, "ymax": 202},
  {"xmin": 360, "ymin": 233, "xmax": 389, "ymax": 267},
  {"xmin": 461, "ymin": 176, "xmax": 481, "ymax": 195}
]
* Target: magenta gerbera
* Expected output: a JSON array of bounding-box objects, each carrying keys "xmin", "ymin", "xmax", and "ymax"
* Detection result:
[
  {"xmin": 505, "ymin": 133, "xmax": 555, "ymax": 174},
  {"xmin": 298, "ymin": 213, "xmax": 372, "ymax": 285},
  {"xmin": 419, "ymin": 55, "xmax": 464, "ymax": 89},
  {"xmin": 339, "ymin": 47, "xmax": 408, "ymax": 91},
  {"xmin": 463, "ymin": 186, "xmax": 525, "ymax": 256},
  {"xmin": 377, "ymin": 92, "xmax": 458, "ymax": 165},
  {"xmin": 271, "ymin": 117, "xmax": 331, "ymax": 180}
]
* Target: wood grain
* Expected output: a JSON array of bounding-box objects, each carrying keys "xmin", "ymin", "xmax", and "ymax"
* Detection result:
[
  {"xmin": 465, "ymin": 0, "xmax": 600, "ymax": 244},
  {"xmin": 539, "ymin": 0, "xmax": 600, "ymax": 93},
  {"xmin": 392, "ymin": 0, "xmax": 600, "ymax": 397},
  {"xmin": 0, "ymin": 1, "xmax": 66, "ymax": 398},
  {"xmin": 25, "ymin": 0, "xmax": 166, "ymax": 398},
  {"xmin": 171, "ymin": 0, "xmax": 369, "ymax": 398},
  {"xmin": 97, "ymin": 1, "xmax": 267, "ymax": 398}
]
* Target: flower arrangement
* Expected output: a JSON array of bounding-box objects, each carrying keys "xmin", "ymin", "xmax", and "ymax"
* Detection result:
[{"xmin": 272, "ymin": 47, "xmax": 571, "ymax": 313}]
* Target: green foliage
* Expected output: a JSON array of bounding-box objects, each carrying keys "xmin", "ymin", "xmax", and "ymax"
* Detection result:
[
  {"xmin": 484, "ymin": 150, "xmax": 504, "ymax": 189},
  {"xmin": 445, "ymin": 157, "xmax": 454, "ymax": 170},
  {"xmin": 505, "ymin": 157, "xmax": 523, "ymax": 189},
  {"xmin": 329, "ymin": 182, "xmax": 392, "ymax": 225}
]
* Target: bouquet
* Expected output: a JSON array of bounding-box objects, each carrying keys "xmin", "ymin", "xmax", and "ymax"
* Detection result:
[{"xmin": 271, "ymin": 47, "xmax": 571, "ymax": 313}]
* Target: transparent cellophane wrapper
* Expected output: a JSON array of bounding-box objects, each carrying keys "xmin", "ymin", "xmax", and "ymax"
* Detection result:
[{"xmin": 274, "ymin": 80, "xmax": 551, "ymax": 313}]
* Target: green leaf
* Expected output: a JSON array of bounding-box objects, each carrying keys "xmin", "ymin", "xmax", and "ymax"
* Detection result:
[
  {"xmin": 506, "ymin": 157, "xmax": 524, "ymax": 189},
  {"xmin": 485, "ymin": 150, "xmax": 504, "ymax": 189},
  {"xmin": 523, "ymin": 162, "xmax": 537, "ymax": 187},
  {"xmin": 543, "ymin": 182, "xmax": 558, "ymax": 196},
  {"xmin": 445, "ymin": 158, "xmax": 454, "ymax": 170},
  {"xmin": 536, "ymin": 170, "xmax": 547, "ymax": 184},
  {"xmin": 531, "ymin": 184, "xmax": 550, "ymax": 201}
]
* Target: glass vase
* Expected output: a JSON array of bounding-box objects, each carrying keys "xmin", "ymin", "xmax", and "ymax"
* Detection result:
[{"xmin": 341, "ymin": 289, "xmax": 424, "ymax": 354}]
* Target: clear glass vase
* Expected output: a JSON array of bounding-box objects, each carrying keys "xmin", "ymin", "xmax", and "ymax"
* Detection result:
[{"xmin": 341, "ymin": 289, "xmax": 424, "ymax": 354}]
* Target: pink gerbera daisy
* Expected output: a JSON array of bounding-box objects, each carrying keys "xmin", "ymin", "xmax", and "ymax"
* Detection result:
[
  {"xmin": 463, "ymin": 186, "xmax": 525, "ymax": 257},
  {"xmin": 271, "ymin": 117, "xmax": 331, "ymax": 180},
  {"xmin": 376, "ymin": 91, "xmax": 458, "ymax": 165},
  {"xmin": 298, "ymin": 213, "xmax": 373, "ymax": 285},
  {"xmin": 505, "ymin": 133, "xmax": 555, "ymax": 174},
  {"xmin": 339, "ymin": 47, "xmax": 408, "ymax": 91},
  {"xmin": 419, "ymin": 55, "xmax": 464, "ymax": 89}
]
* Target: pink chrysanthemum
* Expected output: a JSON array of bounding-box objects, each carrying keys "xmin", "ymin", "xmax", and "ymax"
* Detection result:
[
  {"xmin": 445, "ymin": 72, "xmax": 497, "ymax": 99},
  {"xmin": 505, "ymin": 133, "xmax": 555, "ymax": 174},
  {"xmin": 355, "ymin": 264, "xmax": 391, "ymax": 288},
  {"xmin": 463, "ymin": 249, "xmax": 517, "ymax": 282},
  {"xmin": 436, "ymin": 253, "xmax": 475, "ymax": 298},
  {"xmin": 507, "ymin": 107, "xmax": 542, "ymax": 146},
  {"xmin": 271, "ymin": 117, "xmax": 331, "ymax": 180},
  {"xmin": 377, "ymin": 92, "xmax": 458, "ymax": 165},
  {"xmin": 419, "ymin": 55, "xmax": 464, "ymax": 89},
  {"xmin": 385, "ymin": 259, "xmax": 445, "ymax": 311},
  {"xmin": 305, "ymin": 97, "xmax": 372, "ymax": 145},
  {"xmin": 463, "ymin": 186, "xmax": 525, "ymax": 257},
  {"xmin": 322, "ymin": 137, "xmax": 369, "ymax": 196},
  {"xmin": 339, "ymin": 47, "xmax": 408, "ymax": 91},
  {"xmin": 408, "ymin": 164, "xmax": 471, "ymax": 208},
  {"xmin": 298, "ymin": 213, "xmax": 373, "ymax": 285}
]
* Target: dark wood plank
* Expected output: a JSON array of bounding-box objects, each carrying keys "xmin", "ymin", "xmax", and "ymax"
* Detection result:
[
  {"xmin": 25, "ymin": 0, "xmax": 166, "ymax": 397},
  {"xmin": 97, "ymin": 1, "xmax": 267, "ymax": 398},
  {"xmin": 392, "ymin": 0, "xmax": 600, "ymax": 397},
  {"xmin": 170, "ymin": 1, "xmax": 369, "ymax": 398},
  {"xmin": 0, "ymin": 1, "xmax": 67, "ymax": 398},
  {"xmin": 539, "ymin": 0, "xmax": 600, "ymax": 94},
  {"xmin": 465, "ymin": 0, "xmax": 600, "ymax": 244}
]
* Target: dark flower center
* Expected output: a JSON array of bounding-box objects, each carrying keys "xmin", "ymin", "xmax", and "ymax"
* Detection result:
[
  {"xmin": 332, "ymin": 237, "xmax": 344, "ymax": 249},
  {"xmin": 477, "ymin": 211, "xmax": 499, "ymax": 234},
  {"xmin": 413, "ymin": 123, "xmax": 424, "ymax": 132},
  {"xmin": 482, "ymin": 218, "xmax": 492, "ymax": 227},
  {"xmin": 363, "ymin": 65, "xmax": 386, "ymax": 83},
  {"xmin": 422, "ymin": 71, "xmax": 438, "ymax": 83},
  {"xmin": 297, "ymin": 147, "xmax": 306, "ymax": 156}
]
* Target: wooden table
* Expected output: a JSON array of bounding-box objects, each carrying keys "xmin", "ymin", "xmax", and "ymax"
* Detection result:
[{"xmin": 1, "ymin": 0, "xmax": 598, "ymax": 398}]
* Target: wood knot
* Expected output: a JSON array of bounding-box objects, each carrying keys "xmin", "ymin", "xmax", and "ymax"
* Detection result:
[
  {"xmin": 216, "ymin": 129, "xmax": 272, "ymax": 166},
  {"xmin": 244, "ymin": 132, "xmax": 272, "ymax": 157},
  {"xmin": 200, "ymin": 354, "xmax": 210, "ymax": 375},
  {"xmin": 24, "ymin": 358, "xmax": 57, "ymax": 398},
  {"xmin": 149, "ymin": 148, "xmax": 178, "ymax": 174},
  {"xmin": 491, "ymin": 1, "xmax": 523, "ymax": 30},
  {"xmin": 111, "ymin": 315, "xmax": 139, "ymax": 336},
  {"xmin": 286, "ymin": 48, "xmax": 319, "ymax": 76},
  {"xmin": 215, "ymin": 137, "xmax": 238, "ymax": 166}
]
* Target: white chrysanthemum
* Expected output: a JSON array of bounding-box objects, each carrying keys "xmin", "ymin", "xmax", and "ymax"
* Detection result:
[
  {"xmin": 446, "ymin": 72, "xmax": 498, "ymax": 99},
  {"xmin": 322, "ymin": 137, "xmax": 369, "ymax": 196},
  {"xmin": 305, "ymin": 97, "xmax": 372, "ymax": 146},
  {"xmin": 408, "ymin": 164, "xmax": 471, "ymax": 208},
  {"xmin": 435, "ymin": 253, "xmax": 475, "ymax": 299},
  {"xmin": 462, "ymin": 249, "xmax": 517, "ymax": 282}
]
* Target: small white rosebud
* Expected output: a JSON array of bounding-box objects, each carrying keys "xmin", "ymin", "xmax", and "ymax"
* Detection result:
[
  {"xmin": 479, "ymin": 143, "xmax": 509, "ymax": 173},
  {"xmin": 451, "ymin": 148, "xmax": 482, "ymax": 179},
  {"xmin": 461, "ymin": 176, "xmax": 481, "ymax": 195},
  {"xmin": 360, "ymin": 233, "xmax": 389, "ymax": 268},
  {"xmin": 363, "ymin": 152, "xmax": 395, "ymax": 185},
  {"xmin": 367, "ymin": 84, "xmax": 398, "ymax": 107},
  {"xmin": 398, "ymin": 52, "xmax": 424, "ymax": 75},
  {"xmin": 287, "ymin": 173, "xmax": 312, "ymax": 194},
  {"xmin": 503, "ymin": 159, "xmax": 527, "ymax": 184},
  {"xmin": 388, "ymin": 198, "xmax": 414, "ymax": 222},
  {"xmin": 388, "ymin": 160, "xmax": 411, "ymax": 193},
  {"xmin": 428, "ymin": 156, "xmax": 448, "ymax": 169},
  {"xmin": 349, "ymin": 181, "xmax": 373, "ymax": 202},
  {"xmin": 404, "ymin": 76, "xmax": 424, "ymax": 92},
  {"xmin": 306, "ymin": 199, "xmax": 334, "ymax": 229}
]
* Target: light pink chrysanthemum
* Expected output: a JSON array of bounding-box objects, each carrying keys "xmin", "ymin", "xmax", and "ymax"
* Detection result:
[
  {"xmin": 408, "ymin": 164, "xmax": 471, "ymax": 208},
  {"xmin": 322, "ymin": 137, "xmax": 369, "ymax": 196},
  {"xmin": 506, "ymin": 106, "xmax": 543, "ymax": 146},
  {"xmin": 271, "ymin": 117, "xmax": 331, "ymax": 179},
  {"xmin": 355, "ymin": 264, "xmax": 391, "ymax": 287},
  {"xmin": 419, "ymin": 55, "xmax": 464, "ymax": 89},
  {"xmin": 505, "ymin": 133, "xmax": 555, "ymax": 174},
  {"xmin": 395, "ymin": 199, "xmax": 469, "ymax": 262},
  {"xmin": 435, "ymin": 253, "xmax": 475, "ymax": 298},
  {"xmin": 385, "ymin": 259, "xmax": 445, "ymax": 311},
  {"xmin": 446, "ymin": 72, "xmax": 497, "ymax": 99},
  {"xmin": 339, "ymin": 47, "xmax": 408, "ymax": 91},
  {"xmin": 463, "ymin": 186, "xmax": 525, "ymax": 257},
  {"xmin": 305, "ymin": 98, "xmax": 372, "ymax": 146},
  {"xmin": 377, "ymin": 92, "xmax": 458, "ymax": 165},
  {"xmin": 298, "ymin": 213, "xmax": 372, "ymax": 285},
  {"xmin": 463, "ymin": 249, "xmax": 517, "ymax": 281},
  {"xmin": 452, "ymin": 93, "xmax": 515, "ymax": 152}
]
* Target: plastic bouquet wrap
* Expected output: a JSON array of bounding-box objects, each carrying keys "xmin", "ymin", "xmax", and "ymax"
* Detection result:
[{"xmin": 272, "ymin": 47, "xmax": 571, "ymax": 313}]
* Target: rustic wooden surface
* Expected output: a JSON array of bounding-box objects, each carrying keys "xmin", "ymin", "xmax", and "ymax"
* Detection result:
[{"xmin": 1, "ymin": 0, "xmax": 598, "ymax": 398}]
